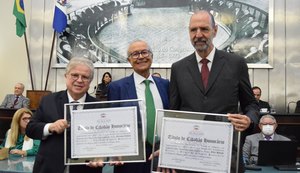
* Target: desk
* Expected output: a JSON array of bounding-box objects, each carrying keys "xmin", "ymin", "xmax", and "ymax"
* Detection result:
[
  {"xmin": 272, "ymin": 113, "xmax": 300, "ymax": 158},
  {"xmin": 0, "ymin": 155, "xmax": 34, "ymax": 173},
  {"xmin": 246, "ymin": 166, "xmax": 300, "ymax": 173}
]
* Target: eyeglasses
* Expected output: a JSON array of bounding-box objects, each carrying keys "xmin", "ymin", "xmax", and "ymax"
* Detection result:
[
  {"xmin": 68, "ymin": 73, "xmax": 91, "ymax": 82},
  {"xmin": 22, "ymin": 117, "xmax": 31, "ymax": 122},
  {"xmin": 128, "ymin": 50, "xmax": 152, "ymax": 59},
  {"xmin": 260, "ymin": 123, "xmax": 276, "ymax": 125}
]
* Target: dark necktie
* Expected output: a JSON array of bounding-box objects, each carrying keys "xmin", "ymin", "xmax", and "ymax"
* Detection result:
[
  {"xmin": 144, "ymin": 80, "xmax": 156, "ymax": 145},
  {"xmin": 71, "ymin": 101, "xmax": 79, "ymax": 110},
  {"xmin": 265, "ymin": 136, "xmax": 272, "ymax": 141},
  {"xmin": 200, "ymin": 59, "xmax": 210, "ymax": 89},
  {"xmin": 11, "ymin": 96, "xmax": 19, "ymax": 108}
]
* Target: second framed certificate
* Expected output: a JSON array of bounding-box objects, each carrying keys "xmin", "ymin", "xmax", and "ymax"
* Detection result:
[{"xmin": 152, "ymin": 110, "xmax": 239, "ymax": 173}]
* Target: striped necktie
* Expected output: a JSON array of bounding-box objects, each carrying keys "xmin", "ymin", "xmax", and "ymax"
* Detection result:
[{"xmin": 11, "ymin": 96, "xmax": 19, "ymax": 108}]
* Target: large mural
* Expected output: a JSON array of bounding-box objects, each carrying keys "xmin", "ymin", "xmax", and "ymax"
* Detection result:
[{"xmin": 56, "ymin": 0, "xmax": 270, "ymax": 68}]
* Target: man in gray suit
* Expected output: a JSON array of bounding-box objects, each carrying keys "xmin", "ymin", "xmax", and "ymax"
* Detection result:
[
  {"xmin": 0, "ymin": 83, "xmax": 29, "ymax": 109},
  {"xmin": 243, "ymin": 114, "xmax": 290, "ymax": 165},
  {"xmin": 170, "ymin": 10, "xmax": 259, "ymax": 172}
]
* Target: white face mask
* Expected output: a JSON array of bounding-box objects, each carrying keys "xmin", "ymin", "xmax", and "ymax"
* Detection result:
[{"xmin": 262, "ymin": 125, "xmax": 274, "ymax": 136}]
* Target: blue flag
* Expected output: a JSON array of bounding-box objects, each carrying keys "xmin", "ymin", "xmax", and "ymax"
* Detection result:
[{"xmin": 53, "ymin": 1, "xmax": 67, "ymax": 33}]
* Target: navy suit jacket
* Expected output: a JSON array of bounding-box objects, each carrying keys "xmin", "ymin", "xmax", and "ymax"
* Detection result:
[
  {"xmin": 107, "ymin": 74, "xmax": 169, "ymax": 173},
  {"xmin": 26, "ymin": 90, "xmax": 101, "ymax": 173},
  {"xmin": 108, "ymin": 74, "xmax": 169, "ymax": 109}
]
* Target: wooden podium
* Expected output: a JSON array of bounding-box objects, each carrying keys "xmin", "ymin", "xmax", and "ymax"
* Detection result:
[{"xmin": 26, "ymin": 90, "xmax": 52, "ymax": 110}]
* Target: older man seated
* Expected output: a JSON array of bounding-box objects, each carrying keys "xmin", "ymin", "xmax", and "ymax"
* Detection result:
[{"xmin": 242, "ymin": 114, "xmax": 290, "ymax": 165}]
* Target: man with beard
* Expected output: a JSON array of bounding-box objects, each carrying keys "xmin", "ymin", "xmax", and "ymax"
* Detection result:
[{"xmin": 169, "ymin": 10, "xmax": 259, "ymax": 173}]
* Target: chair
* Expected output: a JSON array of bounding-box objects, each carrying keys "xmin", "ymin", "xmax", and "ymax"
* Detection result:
[{"xmin": 295, "ymin": 100, "xmax": 300, "ymax": 113}]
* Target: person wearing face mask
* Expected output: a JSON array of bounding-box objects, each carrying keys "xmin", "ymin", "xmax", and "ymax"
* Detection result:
[{"xmin": 242, "ymin": 114, "xmax": 290, "ymax": 165}]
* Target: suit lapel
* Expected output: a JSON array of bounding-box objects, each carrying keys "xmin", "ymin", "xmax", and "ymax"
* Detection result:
[
  {"xmin": 125, "ymin": 74, "xmax": 138, "ymax": 99},
  {"xmin": 56, "ymin": 91, "xmax": 69, "ymax": 119},
  {"xmin": 206, "ymin": 50, "xmax": 225, "ymax": 93},
  {"xmin": 187, "ymin": 54, "xmax": 205, "ymax": 93},
  {"xmin": 153, "ymin": 77, "xmax": 168, "ymax": 109}
]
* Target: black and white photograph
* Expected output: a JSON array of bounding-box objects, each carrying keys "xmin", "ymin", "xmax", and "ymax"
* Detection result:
[{"xmin": 56, "ymin": 0, "xmax": 270, "ymax": 68}]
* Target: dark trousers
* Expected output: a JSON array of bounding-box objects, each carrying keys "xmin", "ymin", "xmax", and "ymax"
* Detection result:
[
  {"xmin": 69, "ymin": 165, "xmax": 102, "ymax": 173},
  {"xmin": 114, "ymin": 143, "xmax": 153, "ymax": 173}
]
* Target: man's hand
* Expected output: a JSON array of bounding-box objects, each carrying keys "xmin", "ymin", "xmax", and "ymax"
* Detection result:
[
  {"xmin": 49, "ymin": 119, "xmax": 69, "ymax": 134},
  {"xmin": 87, "ymin": 158, "xmax": 104, "ymax": 168},
  {"xmin": 228, "ymin": 114, "xmax": 251, "ymax": 132},
  {"xmin": 149, "ymin": 150, "xmax": 177, "ymax": 173}
]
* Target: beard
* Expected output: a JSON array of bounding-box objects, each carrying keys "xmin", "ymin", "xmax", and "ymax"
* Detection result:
[{"xmin": 193, "ymin": 38, "xmax": 209, "ymax": 52}]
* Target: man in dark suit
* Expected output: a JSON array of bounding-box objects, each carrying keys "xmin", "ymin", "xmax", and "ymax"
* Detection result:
[
  {"xmin": 0, "ymin": 83, "xmax": 29, "ymax": 109},
  {"xmin": 169, "ymin": 10, "xmax": 259, "ymax": 173},
  {"xmin": 252, "ymin": 86, "xmax": 271, "ymax": 114},
  {"xmin": 107, "ymin": 40, "xmax": 169, "ymax": 173},
  {"xmin": 26, "ymin": 57, "xmax": 102, "ymax": 173}
]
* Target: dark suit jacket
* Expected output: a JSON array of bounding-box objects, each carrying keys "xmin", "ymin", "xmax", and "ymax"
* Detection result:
[
  {"xmin": 170, "ymin": 50, "xmax": 259, "ymax": 173},
  {"xmin": 108, "ymin": 74, "xmax": 169, "ymax": 173},
  {"xmin": 258, "ymin": 100, "xmax": 270, "ymax": 112},
  {"xmin": 170, "ymin": 50, "xmax": 258, "ymax": 120},
  {"xmin": 26, "ymin": 90, "xmax": 102, "ymax": 173}
]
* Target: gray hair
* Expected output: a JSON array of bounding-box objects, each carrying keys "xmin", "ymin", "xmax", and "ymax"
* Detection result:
[
  {"xmin": 65, "ymin": 57, "xmax": 94, "ymax": 80},
  {"xmin": 259, "ymin": 114, "xmax": 277, "ymax": 124},
  {"xmin": 16, "ymin": 83, "xmax": 25, "ymax": 89},
  {"xmin": 127, "ymin": 39, "xmax": 152, "ymax": 57}
]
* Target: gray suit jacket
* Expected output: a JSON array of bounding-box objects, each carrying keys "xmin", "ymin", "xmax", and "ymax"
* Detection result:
[
  {"xmin": 242, "ymin": 132, "xmax": 290, "ymax": 164},
  {"xmin": 0, "ymin": 94, "xmax": 29, "ymax": 108}
]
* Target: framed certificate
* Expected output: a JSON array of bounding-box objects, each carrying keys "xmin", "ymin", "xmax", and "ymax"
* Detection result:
[
  {"xmin": 64, "ymin": 99, "xmax": 145, "ymax": 165},
  {"xmin": 151, "ymin": 110, "xmax": 240, "ymax": 173}
]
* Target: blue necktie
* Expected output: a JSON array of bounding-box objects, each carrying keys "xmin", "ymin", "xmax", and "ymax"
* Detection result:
[{"xmin": 144, "ymin": 80, "xmax": 156, "ymax": 144}]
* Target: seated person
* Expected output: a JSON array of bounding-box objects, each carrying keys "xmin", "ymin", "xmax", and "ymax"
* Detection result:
[
  {"xmin": 0, "ymin": 83, "xmax": 30, "ymax": 109},
  {"xmin": 295, "ymin": 100, "xmax": 300, "ymax": 113},
  {"xmin": 243, "ymin": 114, "xmax": 290, "ymax": 165},
  {"xmin": 96, "ymin": 72, "xmax": 112, "ymax": 101},
  {"xmin": 252, "ymin": 86, "xmax": 271, "ymax": 113},
  {"xmin": 0, "ymin": 108, "xmax": 40, "ymax": 156},
  {"xmin": 152, "ymin": 72, "xmax": 161, "ymax": 78}
]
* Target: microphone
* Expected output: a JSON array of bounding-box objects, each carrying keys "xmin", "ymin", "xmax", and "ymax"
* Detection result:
[{"xmin": 287, "ymin": 101, "xmax": 296, "ymax": 114}]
